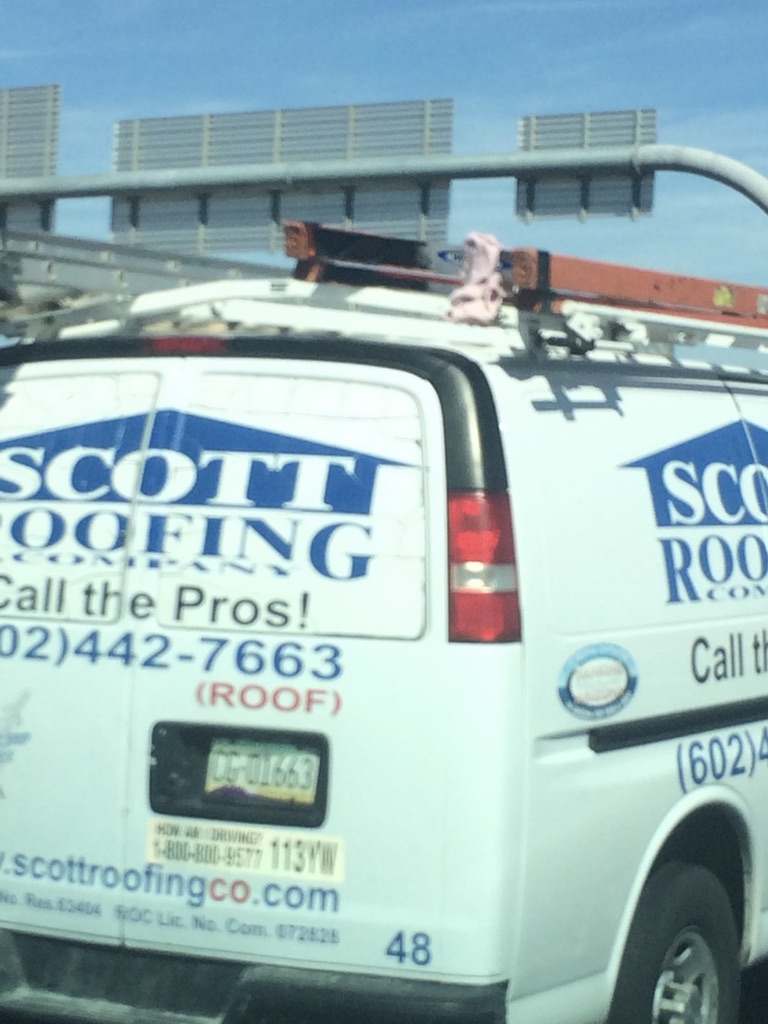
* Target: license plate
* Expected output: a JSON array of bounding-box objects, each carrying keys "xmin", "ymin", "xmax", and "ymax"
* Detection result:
[{"xmin": 205, "ymin": 738, "xmax": 321, "ymax": 806}]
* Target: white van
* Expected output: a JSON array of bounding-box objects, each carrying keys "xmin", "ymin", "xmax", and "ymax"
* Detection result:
[{"xmin": 1, "ymin": 227, "xmax": 768, "ymax": 1024}]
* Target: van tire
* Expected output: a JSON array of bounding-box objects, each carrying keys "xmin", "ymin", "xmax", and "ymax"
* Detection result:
[{"xmin": 607, "ymin": 862, "xmax": 740, "ymax": 1024}]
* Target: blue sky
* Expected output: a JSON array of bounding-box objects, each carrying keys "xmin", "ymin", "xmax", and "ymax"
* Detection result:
[{"xmin": 2, "ymin": 0, "xmax": 768, "ymax": 284}]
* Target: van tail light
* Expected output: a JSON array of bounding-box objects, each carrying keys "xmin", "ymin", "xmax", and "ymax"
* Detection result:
[{"xmin": 448, "ymin": 491, "xmax": 521, "ymax": 642}]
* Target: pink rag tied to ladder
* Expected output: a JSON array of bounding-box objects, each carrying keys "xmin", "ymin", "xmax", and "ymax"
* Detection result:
[{"xmin": 446, "ymin": 232, "xmax": 506, "ymax": 325}]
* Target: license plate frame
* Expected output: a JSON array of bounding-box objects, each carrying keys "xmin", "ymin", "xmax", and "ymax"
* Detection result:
[{"xmin": 150, "ymin": 723, "xmax": 329, "ymax": 827}]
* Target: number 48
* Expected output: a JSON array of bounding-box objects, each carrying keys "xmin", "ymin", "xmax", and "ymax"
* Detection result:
[{"xmin": 386, "ymin": 930, "xmax": 432, "ymax": 966}]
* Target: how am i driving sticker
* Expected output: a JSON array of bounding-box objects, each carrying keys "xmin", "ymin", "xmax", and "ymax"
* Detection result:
[{"xmin": 558, "ymin": 644, "xmax": 638, "ymax": 721}]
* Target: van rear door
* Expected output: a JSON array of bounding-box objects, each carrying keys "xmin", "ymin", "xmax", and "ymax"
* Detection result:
[
  {"xmin": 120, "ymin": 352, "xmax": 435, "ymax": 957},
  {"xmin": 0, "ymin": 361, "xmax": 162, "ymax": 945},
  {"xmin": 117, "ymin": 342, "xmax": 520, "ymax": 988},
  {"xmin": 0, "ymin": 336, "xmax": 521, "ymax": 999}
]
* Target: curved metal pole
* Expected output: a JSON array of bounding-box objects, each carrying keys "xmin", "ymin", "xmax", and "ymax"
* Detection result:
[
  {"xmin": 634, "ymin": 144, "xmax": 768, "ymax": 216},
  {"xmin": 0, "ymin": 144, "xmax": 767, "ymax": 217},
  {"xmin": 0, "ymin": 148, "xmax": 645, "ymax": 199}
]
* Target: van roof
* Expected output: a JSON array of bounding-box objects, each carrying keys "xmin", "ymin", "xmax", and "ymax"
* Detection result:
[{"xmin": 3, "ymin": 219, "xmax": 768, "ymax": 378}]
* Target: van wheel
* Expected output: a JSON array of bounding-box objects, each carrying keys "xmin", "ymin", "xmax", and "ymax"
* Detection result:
[{"xmin": 608, "ymin": 862, "xmax": 740, "ymax": 1024}]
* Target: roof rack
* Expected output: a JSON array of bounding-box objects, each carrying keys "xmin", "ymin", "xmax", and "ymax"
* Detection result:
[
  {"xmin": 0, "ymin": 228, "xmax": 286, "ymax": 340},
  {"xmin": 283, "ymin": 220, "xmax": 768, "ymax": 371},
  {"xmin": 0, "ymin": 223, "xmax": 521, "ymax": 356},
  {"xmin": 2, "ymin": 220, "xmax": 768, "ymax": 376}
]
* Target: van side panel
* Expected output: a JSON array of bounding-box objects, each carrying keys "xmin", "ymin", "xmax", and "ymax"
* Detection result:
[{"xmin": 489, "ymin": 361, "xmax": 768, "ymax": 1015}]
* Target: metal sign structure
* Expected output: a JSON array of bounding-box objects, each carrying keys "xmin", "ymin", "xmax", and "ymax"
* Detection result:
[
  {"xmin": 516, "ymin": 109, "xmax": 657, "ymax": 220},
  {"xmin": 0, "ymin": 85, "xmax": 60, "ymax": 233},
  {"xmin": 2, "ymin": 94, "xmax": 768, "ymax": 257},
  {"xmin": 110, "ymin": 100, "xmax": 453, "ymax": 252}
]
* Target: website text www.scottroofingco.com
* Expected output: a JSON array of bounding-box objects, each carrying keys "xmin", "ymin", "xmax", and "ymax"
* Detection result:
[{"xmin": 4, "ymin": 852, "xmax": 339, "ymax": 912}]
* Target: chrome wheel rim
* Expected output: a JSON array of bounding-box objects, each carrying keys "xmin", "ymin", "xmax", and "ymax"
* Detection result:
[{"xmin": 652, "ymin": 926, "xmax": 719, "ymax": 1024}]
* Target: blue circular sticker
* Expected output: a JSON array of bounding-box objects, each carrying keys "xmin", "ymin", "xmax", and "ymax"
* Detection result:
[{"xmin": 558, "ymin": 643, "xmax": 638, "ymax": 721}]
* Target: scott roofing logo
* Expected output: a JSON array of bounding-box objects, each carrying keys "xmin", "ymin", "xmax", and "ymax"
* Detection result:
[
  {"xmin": 626, "ymin": 421, "xmax": 768, "ymax": 604},
  {"xmin": 0, "ymin": 411, "xmax": 390, "ymax": 513},
  {"xmin": 0, "ymin": 412, "xmax": 400, "ymax": 578}
]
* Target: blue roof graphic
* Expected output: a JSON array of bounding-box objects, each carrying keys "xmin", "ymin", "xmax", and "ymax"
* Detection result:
[{"xmin": 625, "ymin": 420, "xmax": 768, "ymax": 527}]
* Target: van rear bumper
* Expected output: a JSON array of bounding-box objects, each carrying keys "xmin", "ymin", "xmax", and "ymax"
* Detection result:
[
  {"xmin": 233, "ymin": 964, "xmax": 508, "ymax": 1023},
  {"xmin": 0, "ymin": 930, "xmax": 508, "ymax": 1024}
]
